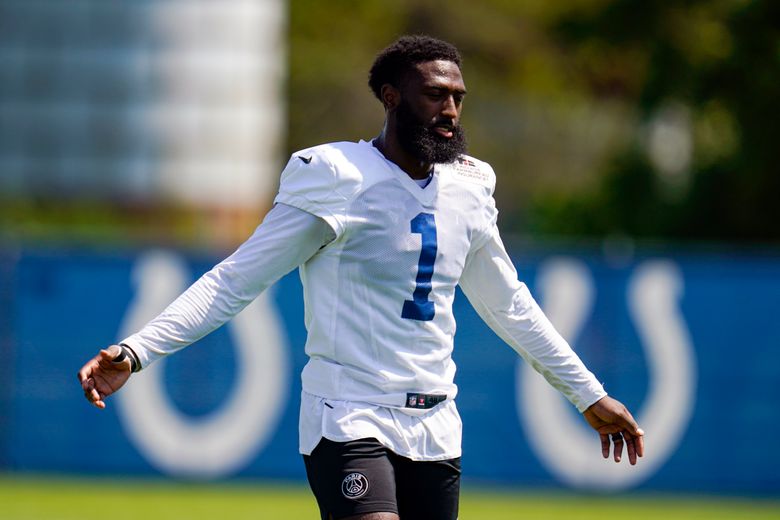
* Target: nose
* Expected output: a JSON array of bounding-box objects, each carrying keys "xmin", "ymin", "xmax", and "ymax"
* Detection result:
[{"xmin": 441, "ymin": 95, "xmax": 459, "ymax": 119}]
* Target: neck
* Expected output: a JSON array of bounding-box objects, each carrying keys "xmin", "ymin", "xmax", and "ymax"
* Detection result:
[{"xmin": 372, "ymin": 130, "xmax": 432, "ymax": 180}]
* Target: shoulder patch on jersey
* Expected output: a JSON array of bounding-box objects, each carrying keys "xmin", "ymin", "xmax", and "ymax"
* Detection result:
[{"xmin": 450, "ymin": 156, "xmax": 493, "ymax": 187}]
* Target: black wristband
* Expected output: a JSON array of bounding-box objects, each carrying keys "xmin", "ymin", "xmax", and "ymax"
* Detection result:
[{"xmin": 118, "ymin": 344, "xmax": 141, "ymax": 373}]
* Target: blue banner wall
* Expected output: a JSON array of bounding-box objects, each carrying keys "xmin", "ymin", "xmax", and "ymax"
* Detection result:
[{"xmin": 1, "ymin": 246, "xmax": 779, "ymax": 495}]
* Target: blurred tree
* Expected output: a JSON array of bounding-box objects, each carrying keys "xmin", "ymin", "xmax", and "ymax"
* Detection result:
[
  {"xmin": 288, "ymin": 0, "xmax": 635, "ymax": 237},
  {"xmin": 532, "ymin": 0, "xmax": 780, "ymax": 242},
  {"xmin": 4, "ymin": 0, "xmax": 777, "ymax": 246},
  {"xmin": 288, "ymin": 0, "xmax": 780, "ymax": 244}
]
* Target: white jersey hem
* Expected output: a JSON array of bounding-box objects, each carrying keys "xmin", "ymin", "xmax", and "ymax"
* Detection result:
[{"xmin": 299, "ymin": 391, "xmax": 463, "ymax": 462}]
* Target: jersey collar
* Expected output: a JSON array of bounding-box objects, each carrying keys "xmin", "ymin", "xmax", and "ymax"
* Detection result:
[{"xmin": 363, "ymin": 140, "xmax": 440, "ymax": 206}]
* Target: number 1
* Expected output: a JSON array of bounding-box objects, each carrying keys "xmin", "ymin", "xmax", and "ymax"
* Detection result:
[{"xmin": 402, "ymin": 212, "xmax": 437, "ymax": 321}]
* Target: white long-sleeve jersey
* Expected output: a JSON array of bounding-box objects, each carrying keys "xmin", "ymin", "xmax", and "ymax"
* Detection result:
[{"xmin": 121, "ymin": 139, "xmax": 606, "ymax": 460}]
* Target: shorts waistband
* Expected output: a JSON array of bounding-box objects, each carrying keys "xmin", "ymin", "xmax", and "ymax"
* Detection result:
[{"xmin": 405, "ymin": 393, "xmax": 447, "ymax": 409}]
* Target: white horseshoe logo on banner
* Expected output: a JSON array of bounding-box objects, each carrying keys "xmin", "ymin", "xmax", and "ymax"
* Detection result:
[
  {"xmin": 517, "ymin": 257, "xmax": 696, "ymax": 490},
  {"xmin": 115, "ymin": 250, "xmax": 289, "ymax": 478}
]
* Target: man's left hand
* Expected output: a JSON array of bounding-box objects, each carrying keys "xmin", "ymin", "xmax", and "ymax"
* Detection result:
[{"xmin": 583, "ymin": 396, "xmax": 645, "ymax": 465}]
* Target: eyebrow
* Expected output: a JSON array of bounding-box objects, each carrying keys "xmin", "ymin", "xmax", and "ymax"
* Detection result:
[{"xmin": 424, "ymin": 84, "xmax": 468, "ymax": 95}]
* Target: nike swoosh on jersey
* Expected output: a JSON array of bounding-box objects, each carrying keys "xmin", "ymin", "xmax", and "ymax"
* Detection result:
[{"xmin": 298, "ymin": 155, "xmax": 313, "ymax": 164}]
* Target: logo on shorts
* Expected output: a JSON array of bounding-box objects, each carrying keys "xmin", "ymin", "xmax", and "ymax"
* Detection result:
[{"xmin": 341, "ymin": 472, "xmax": 369, "ymax": 499}]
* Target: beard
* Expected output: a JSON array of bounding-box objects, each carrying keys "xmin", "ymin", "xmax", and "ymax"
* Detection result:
[{"xmin": 395, "ymin": 99, "xmax": 467, "ymax": 164}]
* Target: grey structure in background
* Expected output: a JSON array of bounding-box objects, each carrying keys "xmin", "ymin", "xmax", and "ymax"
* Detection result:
[{"xmin": 0, "ymin": 0, "xmax": 285, "ymax": 209}]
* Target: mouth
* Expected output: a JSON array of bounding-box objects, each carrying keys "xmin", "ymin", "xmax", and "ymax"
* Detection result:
[{"xmin": 432, "ymin": 124, "xmax": 455, "ymax": 139}]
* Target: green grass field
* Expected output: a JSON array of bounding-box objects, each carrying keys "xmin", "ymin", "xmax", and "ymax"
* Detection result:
[{"xmin": 2, "ymin": 475, "xmax": 778, "ymax": 519}]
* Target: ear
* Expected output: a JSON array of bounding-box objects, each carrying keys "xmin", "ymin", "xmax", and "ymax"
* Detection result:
[{"xmin": 380, "ymin": 83, "xmax": 401, "ymax": 111}]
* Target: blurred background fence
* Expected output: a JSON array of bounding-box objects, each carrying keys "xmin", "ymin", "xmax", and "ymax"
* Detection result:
[{"xmin": 1, "ymin": 0, "xmax": 779, "ymax": 498}]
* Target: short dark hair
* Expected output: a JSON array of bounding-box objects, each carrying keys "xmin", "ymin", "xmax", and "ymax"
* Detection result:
[{"xmin": 368, "ymin": 35, "xmax": 462, "ymax": 100}]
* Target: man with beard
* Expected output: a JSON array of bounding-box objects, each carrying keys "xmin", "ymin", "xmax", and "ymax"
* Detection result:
[{"xmin": 78, "ymin": 35, "xmax": 644, "ymax": 520}]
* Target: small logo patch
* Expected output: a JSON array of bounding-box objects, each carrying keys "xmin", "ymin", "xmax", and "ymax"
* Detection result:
[
  {"xmin": 298, "ymin": 155, "xmax": 312, "ymax": 164},
  {"xmin": 405, "ymin": 392, "xmax": 447, "ymax": 409},
  {"xmin": 451, "ymin": 157, "xmax": 491, "ymax": 186},
  {"xmin": 341, "ymin": 472, "xmax": 369, "ymax": 499}
]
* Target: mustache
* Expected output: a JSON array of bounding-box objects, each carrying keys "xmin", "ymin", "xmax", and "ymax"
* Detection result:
[
  {"xmin": 394, "ymin": 99, "xmax": 467, "ymax": 163},
  {"xmin": 431, "ymin": 119, "xmax": 456, "ymax": 131}
]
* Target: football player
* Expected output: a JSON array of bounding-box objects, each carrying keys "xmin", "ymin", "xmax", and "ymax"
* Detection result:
[{"xmin": 79, "ymin": 35, "xmax": 644, "ymax": 520}]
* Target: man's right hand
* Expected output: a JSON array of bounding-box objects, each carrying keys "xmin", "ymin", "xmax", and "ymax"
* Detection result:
[{"xmin": 77, "ymin": 345, "xmax": 132, "ymax": 409}]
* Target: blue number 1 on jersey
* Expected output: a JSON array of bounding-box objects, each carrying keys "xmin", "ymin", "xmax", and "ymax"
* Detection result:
[{"xmin": 402, "ymin": 212, "xmax": 437, "ymax": 321}]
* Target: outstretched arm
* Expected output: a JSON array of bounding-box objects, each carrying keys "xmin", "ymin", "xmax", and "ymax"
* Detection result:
[
  {"xmin": 584, "ymin": 395, "xmax": 645, "ymax": 465},
  {"xmin": 460, "ymin": 228, "xmax": 644, "ymax": 464},
  {"xmin": 78, "ymin": 203, "xmax": 335, "ymax": 408},
  {"xmin": 120, "ymin": 203, "xmax": 336, "ymax": 368}
]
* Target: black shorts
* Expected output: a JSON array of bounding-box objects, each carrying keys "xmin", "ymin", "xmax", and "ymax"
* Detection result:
[{"xmin": 303, "ymin": 437, "xmax": 461, "ymax": 520}]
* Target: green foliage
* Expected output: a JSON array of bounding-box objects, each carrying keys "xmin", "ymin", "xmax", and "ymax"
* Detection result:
[
  {"xmin": 533, "ymin": 0, "xmax": 780, "ymax": 241},
  {"xmin": 3, "ymin": 1, "xmax": 777, "ymax": 244},
  {"xmin": 0, "ymin": 197, "xmax": 258, "ymax": 252},
  {"xmin": 288, "ymin": 0, "xmax": 780, "ymax": 243}
]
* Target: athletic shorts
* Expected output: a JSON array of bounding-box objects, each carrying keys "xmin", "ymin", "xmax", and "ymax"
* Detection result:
[{"xmin": 303, "ymin": 437, "xmax": 461, "ymax": 520}]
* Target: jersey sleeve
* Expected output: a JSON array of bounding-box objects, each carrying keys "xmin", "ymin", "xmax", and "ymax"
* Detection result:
[
  {"xmin": 120, "ymin": 203, "xmax": 334, "ymax": 368},
  {"xmin": 458, "ymin": 226, "xmax": 606, "ymax": 412},
  {"xmin": 274, "ymin": 148, "xmax": 351, "ymax": 237}
]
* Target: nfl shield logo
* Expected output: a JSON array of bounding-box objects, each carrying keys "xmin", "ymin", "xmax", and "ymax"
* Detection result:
[{"xmin": 408, "ymin": 394, "xmax": 417, "ymax": 407}]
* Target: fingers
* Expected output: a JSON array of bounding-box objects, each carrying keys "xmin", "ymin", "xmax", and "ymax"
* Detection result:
[
  {"xmin": 87, "ymin": 389, "xmax": 105, "ymax": 409},
  {"xmin": 614, "ymin": 410, "xmax": 644, "ymax": 465},
  {"xmin": 97, "ymin": 346, "xmax": 122, "ymax": 368},
  {"xmin": 77, "ymin": 358, "xmax": 101, "ymax": 408},
  {"xmin": 600, "ymin": 430, "xmax": 644, "ymax": 465},
  {"xmin": 632, "ymin": 430, "xmax": 645, "ymax": 460},
  {"xmin": 610, "ymin": 433, "xmax": 624, "ymax": 463},
  {"xmin": 80, "ymin": 376, "xmax": 105, "ymax": 408},
  {"xmin": 587, "ymin": 397, "xmax": 645, "ymax": 465},
  {"xmin": 605, "ymin": 430, "xmax": 644, "ymax": 465},
  {"xmin": 620, "ymin": 416, "xmax": 645, "ymax": 465},
  {"xmin": 78, "ymin": 346, "xmax": 125, "ymax": 409},
  {"xmin": 599, "ymin": 397, "xmax": 645, "ymax": 464},
  {"xmin": 617, "ymin": 405, "xmax": 644, "ymax": 439},
  {"xmin": 77, "ymin": 356, "xmax": 98, "ymax": 385},
  {"xmin": 624, "ymin": 429, "xmax": 646, "ymax": 465},
  {"xmin": 626, "ymin": 433, "xmax": 638, "ymax": 465},
  {"xmin": 600, "ymin": 433, "xmax": 610, "ymax": 459}
]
